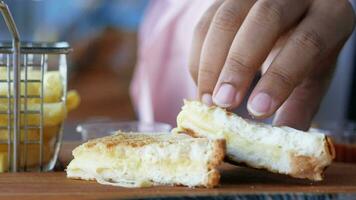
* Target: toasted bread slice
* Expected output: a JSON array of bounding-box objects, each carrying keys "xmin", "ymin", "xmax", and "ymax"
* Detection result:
[
  {"xmin": 66, "ymin": 132, "xmax": 225, "ymax": 188},
  {"xmin": 175, "ymin": 100, "xmax": 335, "ymax": 181}
]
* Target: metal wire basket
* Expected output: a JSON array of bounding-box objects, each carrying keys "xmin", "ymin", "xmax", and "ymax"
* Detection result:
[{"xmin": 0, "ymin": 1, "xmax": 71, "ymax": 172}]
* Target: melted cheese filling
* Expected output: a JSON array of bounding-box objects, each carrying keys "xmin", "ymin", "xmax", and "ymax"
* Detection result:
[
  {"xmin": 67, "ymin": 140, "xmax": 214, "ymax": 188},
  {"xmin": 175, "ymin": 101, "xmax": 328, "ymax": 173}
]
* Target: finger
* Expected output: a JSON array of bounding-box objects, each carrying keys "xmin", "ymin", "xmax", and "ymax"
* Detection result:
[
  {"xmin": 272, "ymin": 78, "xmax": 330, "ymax": 131},
  {"xmin": 188, "ymin": 0, "xmax": 225, "ymax": 86},
  {"xmin": 197, "ymin": 0, "xmax": 255, "ymax": 104},
  {"xmin": 247, "ymin": 0, "xmax": 354, "ymax": 118},
  {"xmin": 261, "ymin": 29, "xmax": 294, "ymax": 74},
  {"xmin": 273, "ymin": 46, "xmax": 340, "ymax": 130},
  {"xmin": 213, "ymin": 0, "xmax": 311, "ymax": 108}
]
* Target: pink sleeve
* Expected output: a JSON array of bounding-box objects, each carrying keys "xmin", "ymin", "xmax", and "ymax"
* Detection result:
[{"xmin": 130, "ymin": 0, "xmax": 214, "ymax": 126}]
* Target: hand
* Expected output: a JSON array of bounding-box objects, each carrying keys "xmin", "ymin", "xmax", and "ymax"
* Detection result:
[{"xmin": 189, "ymin": 0, "xmax": 355, "ymax": 130}]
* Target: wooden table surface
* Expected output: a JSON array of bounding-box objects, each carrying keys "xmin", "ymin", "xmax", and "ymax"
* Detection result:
[{"xmin": 0, "ymin": 142, "xmax": 355, "ymax": 200}]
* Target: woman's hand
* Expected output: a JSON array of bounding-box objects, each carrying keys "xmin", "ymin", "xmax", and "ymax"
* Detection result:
[{"xmin": 189, "ymin": 0, "xmax": 355, "ymax": 130}]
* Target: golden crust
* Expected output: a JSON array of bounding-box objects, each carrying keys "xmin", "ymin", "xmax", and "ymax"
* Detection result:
[
  {"xmin": 85, "ymin": 133, "xmax": 160, "ymax": 149},
  {"xmin": 290, "ymin": 154, "xmax": 322, "ymax": 180},
  {"xmin": 326, "ymin": 136, "xmax": 336, "ymax": 160},
  {"xmin": 210, "ymin": 139, "xmax": 226, "ymax": 167},
  {"xmin": 179, "ymin": 128, "xmax": 225, "ymax": 187},
  {"xmin": 83, "ymin": 132, "xmax": 200, "ymax": 149},
  {"xmin": 289, "ymin": 136, "xmax": 335, "ymax": 181},
  {"xmin": 205, "ymin": 169, "xmax": 220, "ymax": 188},
  {"xmin": 178, "ymin": 128, "xmax": 202, "ymax": 138},
  {"xmin": 205, "ymin": 139, "xmax": 226, "ymax": 188}
]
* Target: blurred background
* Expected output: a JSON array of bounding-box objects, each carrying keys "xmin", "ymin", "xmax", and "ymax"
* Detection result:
[
  {"xmin": 0, "ymin": 0, "xmax": 355, "ymax": 144},
  {"xmin": 0, "ymin": 0, "xmax": 149, "ymax": 128}
]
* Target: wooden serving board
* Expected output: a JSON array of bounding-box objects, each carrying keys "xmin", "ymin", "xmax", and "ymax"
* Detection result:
[
  {"xmin": 0, "ymin": 163, "xmax": 355, "ymax": 200},
  {"xmin": 0, "ymin": 142, "xmax": 355, "ymax": 200}
]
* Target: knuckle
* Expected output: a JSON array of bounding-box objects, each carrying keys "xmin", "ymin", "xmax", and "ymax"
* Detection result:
[
  {"xmin": 252, "ymin": 0, "xmax": 284, "ymax": 29},
  {"xmin": 213, "ymin": 4, "xmax": 242, "ymax": 32},
  {"xmin": 199, "ymin": 66, "xmax": 220, "ymax": 81},
  {"xmin": 292, "ymin": 29, "xmax": 325, "ymax": 56},
  {"xmin": 198, "ymin": 67, "xmax": 219, "ymax": 92},
  {"xmin": 195, "ymin": 16, "xmax": 211, "ymax": 37},
  {"xmin": 225, "ymin": 53, "xmax": 256, "ymax": 75},
  {"xmin": 267, "ymin": 68, "xmax": 297, "ymax": 89}
]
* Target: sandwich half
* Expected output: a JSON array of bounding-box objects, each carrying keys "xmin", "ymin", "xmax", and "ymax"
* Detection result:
[
  {"xmin": 67, "ymin": 131, "xmax": 225, "ymax": 188},
  {"xmin": 174, "ymin": 100, "xmax": 335, "ymax": 181}
]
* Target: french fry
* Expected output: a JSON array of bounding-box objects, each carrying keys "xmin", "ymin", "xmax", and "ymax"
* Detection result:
[
  {"xmin": 0, "ymin": 126, "xmax": 60, "ymax": 142},
  {"xmin": 0, "ymin": 152, "xmax": 6, "ymax": 172},
  {"xmin": 0, "ymin": 70, "xmax": 63, "ymax": 103},
  {"xmin": 0, "ymin": 142, "xmax": 53, "ymax": 172},
  {"xmin": 66, "ymin": 90, "xmax": 81, "ymax": 112},
  {"xmin": 0, "ymin": 101, "xmax": 66, "ymax": 127},
  {"xmin": 0, "ymin": 89, "xmax": 80, "ymax": 142}
]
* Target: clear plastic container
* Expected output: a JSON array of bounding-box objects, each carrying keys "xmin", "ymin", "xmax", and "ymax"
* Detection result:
[{"xmin": 76, "ymin": 121, "xmax": 172, "ymax": 141}]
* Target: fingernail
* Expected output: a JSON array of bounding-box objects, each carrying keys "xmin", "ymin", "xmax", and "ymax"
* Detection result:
[
  {"xmin": 248, "ymin": 92, "xmax": 272, "ymax": 117},
  {"xmin": 213, "ymin": 83, "xmax": 236, "ymax": 108},
  {"xmin": 201, "ymin": 93, "xmax": 213, "ymax": 106}
]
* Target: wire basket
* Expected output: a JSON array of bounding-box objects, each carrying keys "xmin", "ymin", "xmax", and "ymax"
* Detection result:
[{"xmin": 0, "ymin": 1, "xmax": 71, "ymax": 172}]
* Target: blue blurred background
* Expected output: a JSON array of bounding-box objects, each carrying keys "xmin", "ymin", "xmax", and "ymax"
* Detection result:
[
  {"xmin": 0, "ymin": 0, "xmax": 148, "ymax": 41},
  {"xmin": 0, "ymin": 0, "xmax": 149, "ymax": 122}
]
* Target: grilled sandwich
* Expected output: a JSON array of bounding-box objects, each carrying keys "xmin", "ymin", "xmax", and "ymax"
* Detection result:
[
  {"xmin": 67, "ymin": 132, "xmax": 225, "ymax": 188},
  {"xmin": 174, "ymin": 100, "xmax": 335, "ymax": 181}
]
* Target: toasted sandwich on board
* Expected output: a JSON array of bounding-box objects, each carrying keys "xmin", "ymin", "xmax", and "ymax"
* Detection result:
[
  {"xmin": 174, "ymin": 100, "xmax": 335, "ymax": 181},
  {"xmin": 67, "ymin": 131, "xmax": 225, "ymax": 188}
]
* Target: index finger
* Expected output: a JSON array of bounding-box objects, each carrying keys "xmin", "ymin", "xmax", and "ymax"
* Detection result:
[{"xmin": 213, "ymin": 0, "xmax": 310, "ymax": 108}]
